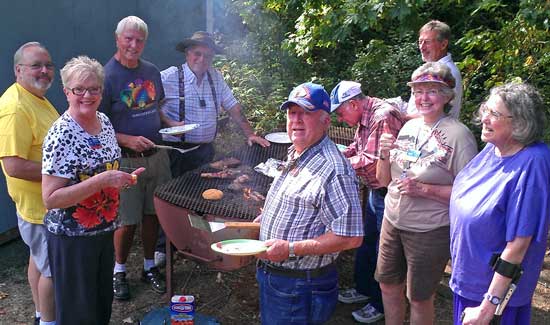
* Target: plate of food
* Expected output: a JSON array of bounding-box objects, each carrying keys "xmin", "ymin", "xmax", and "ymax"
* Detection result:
[
  {"xmin": 265, "ymin": 132, "xmax": 291, "ymax": 144},
  {"xmin": 159, "ymin": 123, "xmax": 200, "ymax": 135},
  {"xmin": 211, "ymin": 239, "xmax": 267, "ymax": 256}
]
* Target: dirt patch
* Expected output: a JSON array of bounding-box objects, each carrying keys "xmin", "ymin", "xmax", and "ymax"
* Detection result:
[
  {"xmin": 1, "ymin": 237, "xmax": 549, "ymax": 324},
  {"xmin": 1, "ymin": 125, "xmax": 549, "ymax": 324}
]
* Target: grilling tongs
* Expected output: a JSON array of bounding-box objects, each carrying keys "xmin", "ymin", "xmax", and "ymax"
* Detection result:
[{"xmin": 188, "ymin": 214, "xmax": 261, "ymax": 233}]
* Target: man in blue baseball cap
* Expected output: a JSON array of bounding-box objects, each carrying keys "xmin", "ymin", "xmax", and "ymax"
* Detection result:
[
  {"xmin": 256, "ymin": 82, "xmax": 364, "ymax": 324},
  {"xmin": 278, "ymin": 82, "xmax": 332, "ymax": 152},
  {"xmin": 330, "ymin": 80, "xmax": 404, "ymax": 323}
]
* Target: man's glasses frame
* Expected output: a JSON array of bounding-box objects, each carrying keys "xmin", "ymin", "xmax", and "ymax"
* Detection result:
[{"xmin": 18, "ymin": 63, "xmax": 55, "ymax": 71}]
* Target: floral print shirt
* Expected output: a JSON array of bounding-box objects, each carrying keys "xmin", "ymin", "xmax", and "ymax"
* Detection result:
[{"xmin": 42, "ymin": 111, "xmax": 121, "ymax": 236}]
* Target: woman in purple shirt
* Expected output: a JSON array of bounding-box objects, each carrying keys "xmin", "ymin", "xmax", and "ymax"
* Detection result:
[{"xmin": 449, "ymin": 82, "xmax": 550, "ymax": 324}]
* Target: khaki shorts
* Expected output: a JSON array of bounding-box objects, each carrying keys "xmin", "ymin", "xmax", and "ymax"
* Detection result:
[
  {"xmin": 118, "ymin": 150, "xmax": 171, "ymax": 226},
  {"xmin": 17, "ymin": 213, "xmax": 51, "ymax": 277},
  {"xmin": 375, "ymin": 217, "xmax": 450, "ymax": 301}
]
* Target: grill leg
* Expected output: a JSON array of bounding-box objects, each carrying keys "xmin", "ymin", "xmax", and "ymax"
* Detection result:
[{"xmin": 166, "ymin": 238, "xmax": 174, "ymax": 302}]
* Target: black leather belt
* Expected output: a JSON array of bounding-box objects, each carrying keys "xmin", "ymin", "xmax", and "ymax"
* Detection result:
[
  {"xmin": 372, "ymin": 187, "xmax": 388, "ymax": 197},
  {"xmin": 121, "ymin": 147, "xmax": 159, "ymax": 158},
  {"xmin": 257, "ymin": 260, "xmax": 336, "ymax": 279}
]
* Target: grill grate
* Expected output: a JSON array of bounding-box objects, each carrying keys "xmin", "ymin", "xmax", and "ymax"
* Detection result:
[{"xmin": 154, "ymin": 127, "xmax": 355, "ymax": 220}]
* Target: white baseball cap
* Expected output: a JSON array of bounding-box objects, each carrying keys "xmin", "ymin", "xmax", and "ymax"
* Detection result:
[{"xmin": 329, "ymin": 81, "xmax": 363, "ymax": 112}]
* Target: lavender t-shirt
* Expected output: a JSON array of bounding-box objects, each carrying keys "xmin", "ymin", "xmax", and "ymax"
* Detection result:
[{"xmin": 449, "ymin": 142, "xmax": 550, "ymax": 306}]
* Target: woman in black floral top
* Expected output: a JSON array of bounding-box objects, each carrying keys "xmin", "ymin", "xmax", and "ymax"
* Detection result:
[{"xmin": 41, "ymin": 56, "xmax": 144, "ymax": 325}]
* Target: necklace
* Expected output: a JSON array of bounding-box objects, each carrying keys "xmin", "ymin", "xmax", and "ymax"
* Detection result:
[{"xmin": 401, "ymin": 116, "xmax": 446, "ymax": 178}]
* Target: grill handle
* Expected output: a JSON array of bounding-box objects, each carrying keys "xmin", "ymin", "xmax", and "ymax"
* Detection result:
[
  {"xmin": 178, "ymin": 249, "xmax": 221, "ymax": 263},
  {"xmin": 224, "ymin": 222, "xmax": 261, "ymax": 229}
]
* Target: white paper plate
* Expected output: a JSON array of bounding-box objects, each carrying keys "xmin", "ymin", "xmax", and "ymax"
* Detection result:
[
  {"xmin": 211, "ymin": 239, "xmax": 267, "ymax": 256},
  {"xmin": 159, "ymin": 123, "xmax": 200, "ymax": 135},
  {"xmin": 265, "ymin": 132, "xmax": 291, "ymax": 144}
]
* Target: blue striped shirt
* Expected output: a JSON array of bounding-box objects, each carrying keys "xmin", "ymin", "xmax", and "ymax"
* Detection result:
[
  {"xmin": 160, "ymin": 63, "xmax": 238, "ymax": 143},
  {"xmin": 260, "ymin": 135, "xmax": 364, "ymax": 269}
]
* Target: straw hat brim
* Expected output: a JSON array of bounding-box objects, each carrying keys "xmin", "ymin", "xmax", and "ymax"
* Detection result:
[{"xmin": 175, "ymin": 39, "xmax": 223, "ymax": 54}]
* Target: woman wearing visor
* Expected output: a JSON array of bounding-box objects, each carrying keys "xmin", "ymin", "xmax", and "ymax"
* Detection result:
[{"xmin": 376, "ymin": 62, "xmax": 477, "ymax": 324}]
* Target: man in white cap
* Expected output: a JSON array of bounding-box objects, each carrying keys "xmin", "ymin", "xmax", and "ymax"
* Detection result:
[{"xmin": 330, "ymin": 81, "xmax": 404, "ymax": 323}]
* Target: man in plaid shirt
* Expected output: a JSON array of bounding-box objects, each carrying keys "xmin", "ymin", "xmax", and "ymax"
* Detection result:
[
  {"xmin": 330, "ymin": 81, "xmax": 404, "ymax": 323},
  {"xmin": 256, "ymin": 82, "xmax": 363, "ymax": 324}
]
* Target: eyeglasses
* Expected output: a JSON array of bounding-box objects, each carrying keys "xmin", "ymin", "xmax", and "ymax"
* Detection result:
[
  {"xmin": 479, "ymin": 103, "xmax": 513, "ymax": 120},
  {"xmin": 68, "ymin": 87, "xmax": 102, "ymax": 96},
  {"xmin": 418, "ymin": 38, "xmax": 438, "ymax": 46},
  {"xmin": 412, "ymin": 89, "xmax": 440, "ymax": 97},
  {"xmin": 18, "ymin": 63, "xmax": 55, "ymax": 70}
]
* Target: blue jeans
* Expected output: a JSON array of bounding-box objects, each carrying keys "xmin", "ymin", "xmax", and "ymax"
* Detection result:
[
  {"xmin": 353, "ymin": 188, "xmax": 385, "ymax": 312},
  {"xmin": 256, "ymin": 266, "xmax": 338, "ymax": 324}
]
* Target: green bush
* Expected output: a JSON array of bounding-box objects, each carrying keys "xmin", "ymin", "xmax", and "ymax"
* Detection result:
[{"xmin": 218, "ymin": 0, "xmax": 550, "ymax": 143}]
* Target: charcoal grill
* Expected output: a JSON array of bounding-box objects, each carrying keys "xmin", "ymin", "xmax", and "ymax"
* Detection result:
[{"xmin": 154, "ymin": 126, "xmax": 354, "ymax": 297}]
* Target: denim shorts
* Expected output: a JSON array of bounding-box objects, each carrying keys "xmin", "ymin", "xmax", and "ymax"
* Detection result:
[{"xmin": 256, "ymin": 265, "xmax": 338, "ymax": 324}]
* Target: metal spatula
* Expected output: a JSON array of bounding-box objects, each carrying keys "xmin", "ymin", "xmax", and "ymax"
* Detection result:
[
  {"xmin": 188, "ymin": 213, "xmax": 260, "ymax": 232},
  {"xmin": 155, "ymin": 144, "xmax": 200, "ymax": 154}
]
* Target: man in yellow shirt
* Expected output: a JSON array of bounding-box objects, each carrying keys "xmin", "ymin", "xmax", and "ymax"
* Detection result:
[{"xmin": 0, "ymin": 42, "xmax": 59, "ymax": 325}]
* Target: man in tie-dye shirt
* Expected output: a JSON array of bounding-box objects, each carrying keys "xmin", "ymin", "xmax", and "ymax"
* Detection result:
[{"xmin": 99, "ymin": 15, "xmax": 178, "ymax": 301}]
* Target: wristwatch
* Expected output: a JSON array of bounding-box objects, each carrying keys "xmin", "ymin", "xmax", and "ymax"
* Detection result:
[
  {"xmin": 288, "ymin": 242, "xmax": 297, "ymax": 260},
  {"xmin": 484, "ymin": 292, "xmax": 502, "ymax": 305}
]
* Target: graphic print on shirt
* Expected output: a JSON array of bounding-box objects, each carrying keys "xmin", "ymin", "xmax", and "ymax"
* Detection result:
[
  {"xmin": 393, "ymin": 129, "xmax": 453, "ymax": 169},
  {"xmin": 119, "ymin": 78, "xmax": 157, "ymax": 109},
  {"xmin": 72, "ymin": 161, "xmax": 120, "ymax": 229}
]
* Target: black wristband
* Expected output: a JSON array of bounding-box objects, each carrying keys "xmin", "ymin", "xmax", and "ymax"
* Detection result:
[{"xmin": 490, "ymin": 253, "xmax": 523, "ymax": 282}]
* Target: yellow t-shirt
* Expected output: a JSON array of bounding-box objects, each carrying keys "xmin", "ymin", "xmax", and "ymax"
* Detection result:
[{"xmin": 0, "ymin": 83, "xmax": 59, "ymax": 224}]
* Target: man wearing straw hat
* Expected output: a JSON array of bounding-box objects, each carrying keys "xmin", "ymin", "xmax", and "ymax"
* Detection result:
[{"xmin": 159, "ymin": 31, "xmax": 270, "ymax": 178}]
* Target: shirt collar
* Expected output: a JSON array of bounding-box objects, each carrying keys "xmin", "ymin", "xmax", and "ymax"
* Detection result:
[
  {"xmin": 438, "ymin": 53, "xmax": 452, "ymax": 64},
  {"xmin": 287, "ymin": 134, "xmax": 330, "ymax": 163}
]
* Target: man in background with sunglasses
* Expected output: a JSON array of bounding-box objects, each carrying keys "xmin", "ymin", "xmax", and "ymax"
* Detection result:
[{"xmin": 0, "ymin": 42, "xmax": 59, "ymax": 325}]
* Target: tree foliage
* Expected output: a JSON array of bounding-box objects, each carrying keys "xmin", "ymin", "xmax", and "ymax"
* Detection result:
[{"xmin": 217, "ymin": 0, "xmax": 550, "ymax": 142}]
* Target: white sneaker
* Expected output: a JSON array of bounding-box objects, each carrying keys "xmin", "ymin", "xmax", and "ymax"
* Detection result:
[
  {"xmin": 154, "ymin": 251, "xmax": 166, "ymax": 268},
  {"xmin": 352, "ymin": 303, "xmax": 384, "ymax": 323},
  {"xmin": 338, "ymin": 288, "xmax": 370, "ymax": 304}
]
